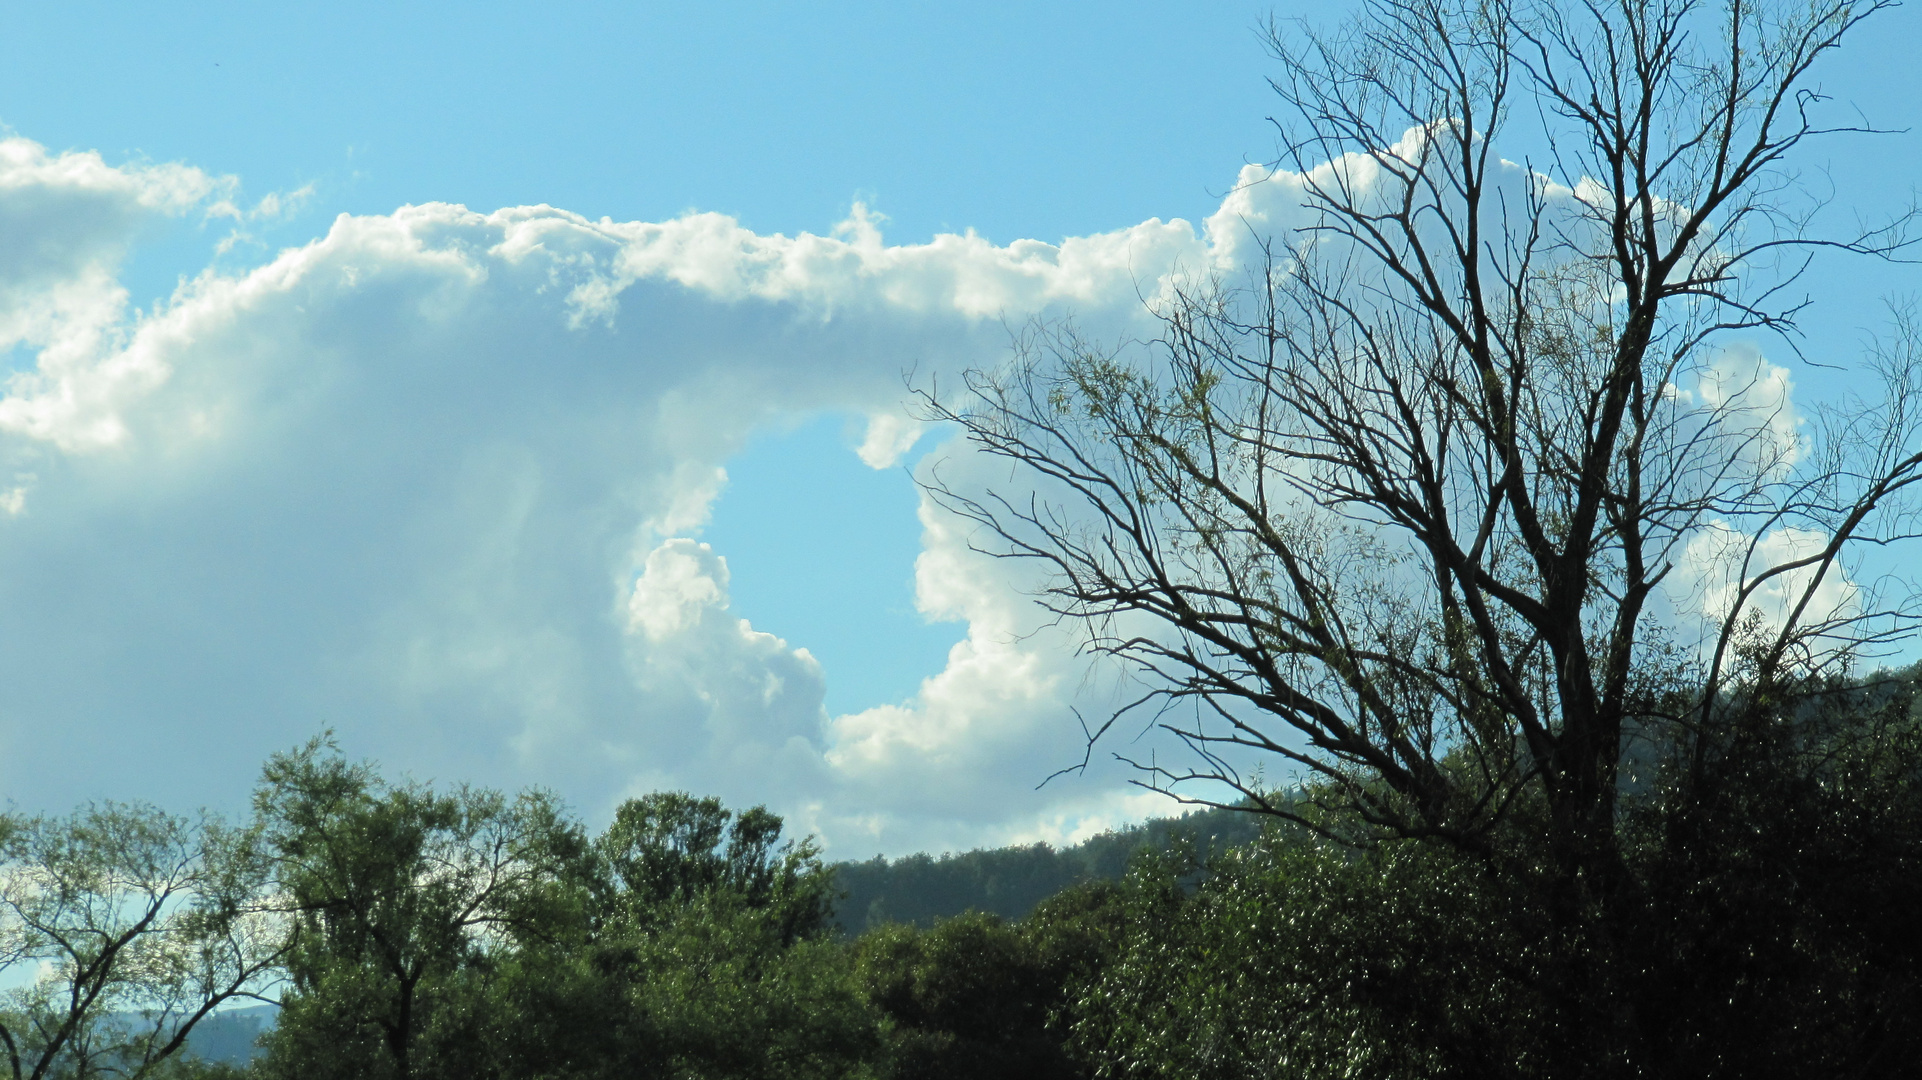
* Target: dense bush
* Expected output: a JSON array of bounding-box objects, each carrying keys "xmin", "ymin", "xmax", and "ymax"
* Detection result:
[{"xmin": 1065, "ymin": 683, "xmax": 1922, "ymax": 1080}]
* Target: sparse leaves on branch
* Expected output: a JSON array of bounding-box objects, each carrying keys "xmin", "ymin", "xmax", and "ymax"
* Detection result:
[{"xmin": 0, "ymin": 804, "xmax": 285, "ymax": 1080}]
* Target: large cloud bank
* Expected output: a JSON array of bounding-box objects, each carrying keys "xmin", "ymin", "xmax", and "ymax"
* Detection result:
[
  {"xmin": 0, "ymin": 135, "xmax": 1819, "ymax": 855},
  {"xmin": 0, "ymin": 134, "xmax": 1294, "ymax": 855}
]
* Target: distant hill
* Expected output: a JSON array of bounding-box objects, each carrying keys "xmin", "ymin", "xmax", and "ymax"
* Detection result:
[
  {"xmin": 184, "ymin": 1004, "xmax": 277, "ymax": 1065},
  {"xmin": 89, "ymin": 1004, "xmax": 277, "ymax": 1069},
  {"xmin": 828, "ymin": 803, "xmax": 1268, "ymax": 932}
]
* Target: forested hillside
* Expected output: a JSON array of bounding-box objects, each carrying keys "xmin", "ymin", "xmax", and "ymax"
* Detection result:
[{"xmin": 829, "ymin": 806, "xmax": 1263, "ymax": 931}]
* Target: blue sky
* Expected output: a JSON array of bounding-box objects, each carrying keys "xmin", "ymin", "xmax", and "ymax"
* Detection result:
[
  {"xmin": 0, "ymin": 0, "xmax": 1278, "ymax": 724},
  {"xmin": 2, "ymin": 0, "xmax": 1920, "ymax": 857},
  {"xmin": 0, "ymin": 1, "xmax": 1279, "ymax": 263}
]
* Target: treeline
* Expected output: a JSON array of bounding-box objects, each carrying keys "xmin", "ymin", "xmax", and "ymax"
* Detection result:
[
  {"xmin": 0, "ymin": 736, "xmax": 1246, "ymax": 1080},
  {"xmin": 8, "ymin": 672, "xmax": 1922, "ymax": 1080},
  {"xmin": 1, "ymin": 737, "xmax": 1144, "ymax": 1080}
]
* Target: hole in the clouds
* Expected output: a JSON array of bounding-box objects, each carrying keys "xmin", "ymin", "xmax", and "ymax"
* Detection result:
[
  {"xmin": 2, "ymin": 341, "xmax": 35, "ymax": 373},
  {"xmin": 117, "ymin": 196, "xmax": 325, "ymax": 316},
  {"xmin": 114, "ymin": 215, "xmax": 230, "ymax": 313},
  {"xmin": 701, "ymin": 414, "xmax": 962, "ymax": 718}
]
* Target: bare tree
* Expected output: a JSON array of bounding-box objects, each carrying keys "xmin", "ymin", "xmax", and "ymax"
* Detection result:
[{"xmin": 919, "ymin": 0, "xmax": 1919, "ymax": 1056}]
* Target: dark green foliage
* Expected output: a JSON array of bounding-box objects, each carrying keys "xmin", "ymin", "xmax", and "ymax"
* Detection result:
[
  {"xmin": 831, "ymin": 807, "xmax": 1262, "ymax": 931},
  {"xmin": 1070, "ymin": 832, "xmax": 1544, "ymax": 1080},
  {"xmin": 1064, "ymin": 683, "xmax": 1922, "ymax": 1080},
  {"xmin": 1616, "ymin": 681, "xmax": 1922, "ymax": 1076},
  {"xmin": 837, "ymin": 846, "xmax": 1077, "ymax": 933},
  {"xmin": 252, "ymin": 745, "xmax": 876, "ymax": 1080},
  {"xmin": 854, "ymin": 889, "xmax": 1122, "ymax": 1080},
  {"xmin": 595, "ymin": 792, "xmax": 837, "ymax": 946},
  {"xmin": 252, "ymin": 739, "xmax": 582, "ymax": 1080},
  {"xmin": 622, "ymin": 903, "xmax": 879, "ymax": 1080},
  {"xmin": 577, "ymin": 791, "xmax": 878, "ymax": 1080}
]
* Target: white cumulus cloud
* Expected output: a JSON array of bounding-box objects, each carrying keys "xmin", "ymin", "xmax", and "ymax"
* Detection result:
[
  {"xmin": 0, "ymin": 132, "xmax": 1206, "ymax": 854},
  {"xmin": 6, "ymin": 127, "xmax": 1781, "ymax": 857},
  {"xmin": 1676, "ymin": 522, "xmax": 1860, "ymax": 641}
]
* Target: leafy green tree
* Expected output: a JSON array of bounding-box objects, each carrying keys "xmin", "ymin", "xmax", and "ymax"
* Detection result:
[
  {"xmin": 251, "ymin": 739, "xmax": 581, "ymax": 1080},
  {"xmin": 856, "ymin": 914, "xmax": 1062, "ymax": 1080},
  {"xmin": 624, "ymin": 899, "xmax": 877, "ymax": 1080},
  {"xmin": 852, "ymin": 884, "xmax": 1128, "ymax": 1080},
  {"xmin": 0, "ymin": 803, "xmax": 284, "ymax": 1080},
  {"xmin": 592, "ymin": 793, "xmax": 834, "ymax": 944},
  {"xmin": 582, "ymin": 793, "xmax": 877, "ymax": 1080},
  {"xmin": 252, "ymin": 763, "xmax": 880, "ymax": 1080},
  {"xmin": 1070, "ymin": 830, "xmax": 1542, "ymax": 1080}
]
